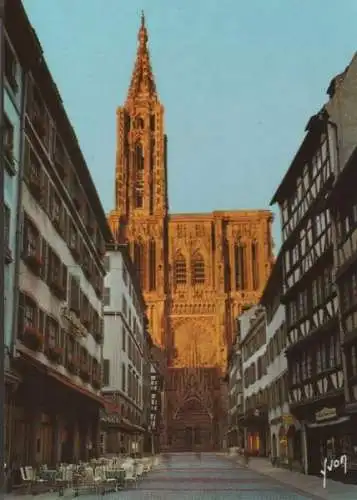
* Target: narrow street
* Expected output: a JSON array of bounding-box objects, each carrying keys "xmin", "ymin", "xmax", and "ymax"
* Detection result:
[{"xmin": 83, "ymin": 453, "xmax": 320, "ymax": 499}]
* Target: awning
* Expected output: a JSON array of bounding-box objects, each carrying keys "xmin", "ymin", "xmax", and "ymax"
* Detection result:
[{"xmin": 17, "ymin": 346, "xmax": 106, "ymax": 407}]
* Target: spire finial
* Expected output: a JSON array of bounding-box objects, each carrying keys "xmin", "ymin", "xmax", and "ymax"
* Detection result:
[{"xmin": 141, "ymin": 10, "xmax": 145, "ymax": 28}]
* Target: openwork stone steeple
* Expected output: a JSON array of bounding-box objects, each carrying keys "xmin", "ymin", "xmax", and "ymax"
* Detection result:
[{"xmin": 126, "ymin": 11, "xmax": 158, "ymax": 105}]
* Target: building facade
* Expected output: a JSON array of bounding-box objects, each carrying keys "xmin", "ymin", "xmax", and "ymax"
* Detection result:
[
  {"xmin": 226, "ymin": 330, "xmax": 244, "ymax": 450},
  {"xmin": 325, "ymin": 55, "xmax": 357, "ymax": 473},
  {"xmin": 238, "ymin": 306, "xmax": 269, "ymax": 456},
  {"xmin": 107, "ymin": 13, "xmax": 274, "ymax": 451},
  {"xmin": 329, "ymin": 146, "xmax": 357, "ymax": 472},
  {"xmin": 6, "ymin": 0, "xmax": 112, "ymax": 467},
  {"xmin": 102, "ymin": 245, "xmax": 146, "ymax": 455},
  {"xmin": 270, "ymin": 53, "xmax": 357, "ymax": 476},
  {"xmin": 259, "ymin": 253, "xmax": 301, "ymax": 468},
  {"xmin": 3, "ymin": 18, "xmax": 25, "ymax": 456}
]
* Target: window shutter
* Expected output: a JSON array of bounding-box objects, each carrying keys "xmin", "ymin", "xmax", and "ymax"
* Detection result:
[
  {"xmin": 18, "ymin": 292, "xmax": 25, "ymax": 339},
  {"xmin": 40, "ymin": 239, "xmax": 47, "ymax": 281},
  {"xmin": 103, "ymin": 359, "xmax": 110, "ymax": 386}
]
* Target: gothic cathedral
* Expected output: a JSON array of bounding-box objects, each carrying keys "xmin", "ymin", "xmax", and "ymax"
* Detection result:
[{"xmin": 108, "ymin": 14, "xmax": 274, "ymax": 451}]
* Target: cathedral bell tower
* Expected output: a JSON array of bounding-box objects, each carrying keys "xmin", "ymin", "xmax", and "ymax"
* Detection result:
[{"xmin": 108, "ymin": 12, "xmax": 169, "ymax": 347}]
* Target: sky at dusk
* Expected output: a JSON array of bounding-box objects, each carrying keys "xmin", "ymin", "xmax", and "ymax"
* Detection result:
[{"xmin": 23, "ymin": 0, "xmax": 357, "ymax": 248}]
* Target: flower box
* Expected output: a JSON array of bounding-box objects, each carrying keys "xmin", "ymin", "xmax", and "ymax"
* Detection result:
[
  {"xmin": 50, "ymin": 280, "xmax": 66, "ymax": 301},
  {"xmin": 23, "ymin": 325, "xmax": 43, "ymax": 351},
  {"xmin": 67, "ymin": 355, "xmax": 79, "ymax": 374},
  {"xmin": 48, "ymin": 346, "xmax": 63, "ymax": 363},
  {"xmin": 80, "ymin": 366, "xmax": 90, "ymax": 382},
  {"xmin": 24, "ymin": 254, "xmax": 42, "ymax": 275}
]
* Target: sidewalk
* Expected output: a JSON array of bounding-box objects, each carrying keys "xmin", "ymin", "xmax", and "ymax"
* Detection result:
[{"xmin": 233, "ymin": 456, "xmax": 357, "ymax": 500}]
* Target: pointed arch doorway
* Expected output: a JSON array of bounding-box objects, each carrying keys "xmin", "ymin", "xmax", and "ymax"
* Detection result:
[{"xmin": 173, "ymin": 397, "xmax": 213, "ymax": 451}]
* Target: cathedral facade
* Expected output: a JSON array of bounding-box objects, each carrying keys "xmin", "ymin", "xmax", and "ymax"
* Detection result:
[{"xmin": 108, "ymin": 14, "xmax": 274, "ymax": 451}]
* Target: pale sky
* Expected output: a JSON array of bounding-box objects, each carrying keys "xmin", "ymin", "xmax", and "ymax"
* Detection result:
[{"xmin": 23, "ymin": 0, "xmax": 357, "ymax": 248}]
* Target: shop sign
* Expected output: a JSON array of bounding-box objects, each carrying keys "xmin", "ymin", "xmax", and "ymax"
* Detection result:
[
  {"xmin": 315, "ymin": 407, "xmax": 337, "ymax": 422},
  {"xmin": 61, "ymin": 307, "xmax": 87, "ymax": 337}
]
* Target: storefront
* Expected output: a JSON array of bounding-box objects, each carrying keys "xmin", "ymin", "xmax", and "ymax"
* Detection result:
[
  {"xmin": 304, "ymin": 402, "xmax": 349, "ymax": 477},
  {"xmin": 269, "ymin": 414, "xmax": 301, "ymax": 468},
  {"xmin": 240, "ymin": 408, "xmax": 269, "ymax": 457},
  {"xmin": 10, "ymin": 350, "xmax": 103, "ymax": 468}
]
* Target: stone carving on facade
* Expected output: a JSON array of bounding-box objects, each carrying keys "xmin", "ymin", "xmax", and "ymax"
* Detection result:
[{"xmin": 171, "ymin": 318, "xmax": 220, "ymax": 368}]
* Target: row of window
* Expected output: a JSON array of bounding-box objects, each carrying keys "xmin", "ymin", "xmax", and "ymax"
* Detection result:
[
  {"xmin": 5, "ymin": 35, "xmax": 19, "ymax": 96},
  {"xmin": 174, "ymin": 241, "xmax": 260, "ymax": 291},
  {"xmin": 122, "ymin": 325, "xmax": 142, "ymax": 375},
  {"xmin": 242, "ymin": 322, "xmax": 266, "ymax": 362},
  {"xmin": 281, "ymin": 137, "xmax": 329, "ymax": 226},
  {"xmin": 104, "ymin": 254, "xmax": 143, "ymax": 318},
  {"xmin": 244, "ymin": 354, "xmax": 267, "ymax": 389},
  {"xmin": 24, "ymin": 146, "xmax": 104, "ymax": 296},
  {"xmin": 285, "ymin": 210, "xmax": 331, "ymax": 275},
  {"xmin": 25, "ymin": 76, "xmax": 106, "ymax": 257},
  {"xmin": 266, "ymin": 322, "xmax": 287, "ymax": 365},
  {"xmin": 244, "ymin": 375, "xmax": 289, "ymax": 414},
  {"xmin": 174, "ymin": 251, "xmax": 205, "ymax": 286},
  {"xmin": 336, "ymin": 192, "xmax": 357, "ymax": 247},
  {"xmin": 121, "ymin": 363, "xmax": 142, "ymax": 407},
  {"xmin": 290, "ymin": 334, "xmax": 341, "ymax": 385},
  {"xmin": 286, "ymin": 265, "xmax": 334, "ymax": 328},
  {"xmin": 340, "ymin": 266, "xmax": 357, "ymax": 317},
  {"xmin": 245, "ymin": 387, "xmax": 269, "ymax": 412},
  {"xmin": 22, "ymin": 214, "xmax": 103, "ymax": 341},
  {"xmin": 18, "ymin": 292, "xmax": 101, "ymax": 386},
  {"xmin": 269, "ymin": 374, "xmax": 289, "ymax": 410}
]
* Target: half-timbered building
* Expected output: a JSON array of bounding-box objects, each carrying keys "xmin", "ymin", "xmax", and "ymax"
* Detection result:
[
  {"xmin": 271, "ymin": 109, "xmax": 343, "ymax": 475},
  {"xmin": 329, "ymin": 146, "xmax": 357, "ymax": 471}
]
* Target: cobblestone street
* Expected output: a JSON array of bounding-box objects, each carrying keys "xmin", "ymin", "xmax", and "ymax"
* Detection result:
[{"xmin": 5, "ymin": 453, "xmax": 332, "ymax": 500}]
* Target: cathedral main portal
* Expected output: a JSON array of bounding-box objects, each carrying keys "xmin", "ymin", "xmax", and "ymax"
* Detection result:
[{"xmin": 165, "ymin": 368, "xmax": 223, "ymax": 451}]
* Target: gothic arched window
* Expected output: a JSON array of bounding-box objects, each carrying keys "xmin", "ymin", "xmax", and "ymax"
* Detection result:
[
  {"xmin": 134, "ymin": 143, "xmax": 144, "ymax": 208},
  {"xmin": 174, "ymin": 252, "xmax": 187, "ymax": 285},
  {"xmin": 148, "ymin": 239, "xmax": 156, "ymax": 291},
  {"xmin": 252, "ymin": 240, "xmax": 259, "ymax": 290},
  {"xmin": 134, "ymin": 240, "xmax": 145, "ymax": 288},
  {"xmin": 191, "ymin": 252, "xmax": 205, "ymax": 285},
  {"xmin": 234, "ymin": 241, "xmax": 246, "ymax": 290}
]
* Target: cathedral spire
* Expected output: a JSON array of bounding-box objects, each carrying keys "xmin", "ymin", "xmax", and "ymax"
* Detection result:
[{"xmin": 126, "ymin": 11, "xmax": 158, "ymax": 105}]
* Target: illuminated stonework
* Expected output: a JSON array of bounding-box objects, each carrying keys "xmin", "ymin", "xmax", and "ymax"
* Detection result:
[{"xmin": 108, "ymin": 13, "xmax": 274, "ymax": 451}]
